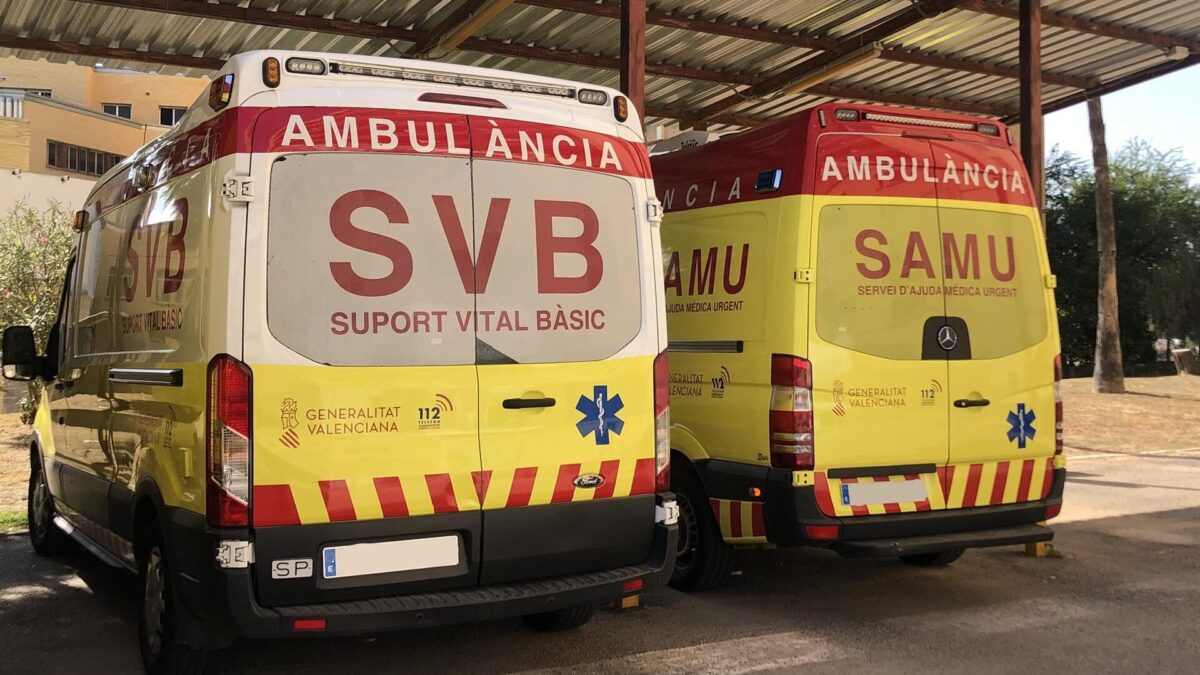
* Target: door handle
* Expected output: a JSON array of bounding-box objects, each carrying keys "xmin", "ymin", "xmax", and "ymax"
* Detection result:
[
  {"xmin": 954, "ymin": 398, "xmax": 991, "ymax": 408},
  {"xmin": 57, "ymin": 416, "xmax": 66, "ymax": 425},
  {"xmin": 502, "ymin": 397, "xmax": 556, "ymax": 409}
]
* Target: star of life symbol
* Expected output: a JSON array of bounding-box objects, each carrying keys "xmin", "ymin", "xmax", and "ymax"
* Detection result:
[
  {"xmin": 1006, "ymin": 403, "xmax": 1036, "ymax": 449},
  {"xmin": 279, "ymin": 398, "xmax": 300, "ymax": 449},
  {"xmin": 576, "ymin": 385, "xmax": 625, "ymax": 445}
]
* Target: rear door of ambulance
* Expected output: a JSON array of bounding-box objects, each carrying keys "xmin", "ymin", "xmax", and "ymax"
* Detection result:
[
  {"xmin": 245, "ymin": 106, "xmax": 484, "ymax": 607},
  {"xmin": 932, "ymin": 140, "xmax": 1058, "ymax": 510},
  {"xmin": 808, "ymin": 132, "xmax": 951, "ymax": 518},
  {"xmin": 468, "ymin": 116, "xmax": 661, "ymax": 584}
]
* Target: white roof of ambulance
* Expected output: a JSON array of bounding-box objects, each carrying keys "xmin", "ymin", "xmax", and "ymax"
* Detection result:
[{"xmin": 94, "ymin": 49, "xmax": 641, "ymax": 188}]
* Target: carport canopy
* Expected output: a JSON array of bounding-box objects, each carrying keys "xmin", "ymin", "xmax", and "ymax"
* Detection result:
[{"xmin": 1, "ymin": 0, "xmax": 1198, "ymax": 197}]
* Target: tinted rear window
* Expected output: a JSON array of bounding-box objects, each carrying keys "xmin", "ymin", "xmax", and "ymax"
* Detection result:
[
  {"xmin": 815, "ymin": 204, "xmax": 1047, "ymax": 360},
  {"xmin": 816, "ymin": 204, "xmax": 945, "ymax": 360},
  {"xmin": 267, "ymin": 153, "xmax": 642, "ymax": 366}
]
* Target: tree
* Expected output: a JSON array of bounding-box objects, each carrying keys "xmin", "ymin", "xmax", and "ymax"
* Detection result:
[
  {"xmin": 1045, "ymin": 140, "xmax": 1200, "ymax": 374},
  {"xmin": 0, "ymin": 201, "xmax": 74, "ymax": 420},
  {"xmin": 1088, "ymin": 96, "xmax": 1124, "ymax": 393}
]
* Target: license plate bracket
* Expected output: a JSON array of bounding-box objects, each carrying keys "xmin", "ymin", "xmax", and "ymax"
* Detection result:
[
  {"xmin": 841, "ymin": 479, "xmax": 928, "ymax": 506},
  {"xmin": 321, "ymin": 534, "xmax": 461, "ymax": 579}
]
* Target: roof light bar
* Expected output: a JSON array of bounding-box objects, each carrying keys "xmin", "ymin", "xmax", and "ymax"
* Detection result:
[
  {"xmin": 977, "ymin": 122, "xmax": 1001, "ymax": 137},
  {"xmin": 863, "ymin": 112, "xmax": 976, "ymax": 131},
  {"xmin": 286, "ymin": 57, "xmax": 326, "ymax": 75},
  {"xmin": 577, "ymin": 88, "xmax": 609, "ymax": 106},
  {"xmin": 330, "ymin": 61, "xmax": 575, "ymax": 98}
]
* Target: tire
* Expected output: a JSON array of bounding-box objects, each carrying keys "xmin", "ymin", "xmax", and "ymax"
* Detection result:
[
  {"xmin": 138, "ymin": 522, "xmax": 209, "ymax": 675},
  {"xmin": 522, "ymin": 604, "xmax": 597, "ymax": 632},
  {"xmin": 669, "ymin": 467, "xmax": 733, "ymax": 592},
  {"xmin": 28, "ymin": 456, "xmax": 71, "ymax": 556},
  {"xmin": 899, "ymin": 548, "xmax": 966, "ymax": 567}
]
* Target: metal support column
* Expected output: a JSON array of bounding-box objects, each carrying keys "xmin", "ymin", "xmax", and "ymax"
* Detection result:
[
  {"xmin": 620, "ymin": 0, "xmax": 646, "ymax": 122},
  {"xmin": 1019, "ymin": 0, "xmax": 1044, "ymax": 211}
]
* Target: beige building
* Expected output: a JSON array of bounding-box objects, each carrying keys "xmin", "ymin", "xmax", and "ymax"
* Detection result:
[{"xmin": 0, "ymin": 56, "xmax": 208, "ymax": 209}]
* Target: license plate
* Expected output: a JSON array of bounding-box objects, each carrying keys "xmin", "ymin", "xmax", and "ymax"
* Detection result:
[
  {"xmin": 321, "ymin": 535, "xmax": 460, "ymax": 579},
  {"xmin": 841, "ymin": 479, "xmax": 927, "ymax": 506}
]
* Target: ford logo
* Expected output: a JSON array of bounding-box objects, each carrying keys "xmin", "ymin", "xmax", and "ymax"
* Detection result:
[{"xmin": 573, "ymin": 473, "xmax": 605, "ymax": 489}]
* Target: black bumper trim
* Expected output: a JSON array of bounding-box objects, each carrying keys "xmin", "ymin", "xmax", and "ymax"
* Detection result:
[
  {"xmin": 762, "ymin": 467, "xmax": 1066, "ymax": 553},
  {"xmin": 197, "ymin": 514, "xmax": 676, "ymax": 647},
  {"xmin": 835, "ymin": 523, "xmax": 1053, "ymax": 557}
]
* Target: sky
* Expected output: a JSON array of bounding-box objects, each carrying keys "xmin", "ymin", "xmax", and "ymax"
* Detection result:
[{"xmin": 1044, "ymin": 64, "xmax": 1200, "ymax": 170}]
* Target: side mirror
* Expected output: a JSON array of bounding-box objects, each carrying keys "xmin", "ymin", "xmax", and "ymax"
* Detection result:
[
  {"xmin": 72, "ymin": 210, "xmax": 88, "ymax": 232},
  {"xmin": 2, "ymin": 325, "xmax": 40, "ymax": 381}
]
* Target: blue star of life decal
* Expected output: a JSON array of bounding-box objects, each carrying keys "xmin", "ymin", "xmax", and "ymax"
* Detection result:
[
  {"xmin": 1006, "ymin": 403, "xmax": 1037, "ymax": 449},
  {"xmin": 576, "ymin": 385, "xmax": 624, "ymax": 445}
]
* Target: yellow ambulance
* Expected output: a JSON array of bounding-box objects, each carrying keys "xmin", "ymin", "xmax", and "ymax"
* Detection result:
[
  {"xmin": 651, "ymin": 105, "xmax": 1063, "ymax": 590},
  {"xmin": 2, "ymin": 50, "xmax": 676, "ymax": 671}
]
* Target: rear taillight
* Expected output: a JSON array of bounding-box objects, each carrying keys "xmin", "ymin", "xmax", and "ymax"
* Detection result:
[
  {"xmin": 770, "ymin": 355, "xmax": 814, "ymax": 470},
  {"xmin": 653, "ymin": 350, "xmax": 670, "ymax": 492},
  {"xmin": 207, "ymin": 355, "xmax": 251, "ymax": 527},
  {"xmin": 1054, "ymin": 354, "xmax": 1063, "ymax": 455}
]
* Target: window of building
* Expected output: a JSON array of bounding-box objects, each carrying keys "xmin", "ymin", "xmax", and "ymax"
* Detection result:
[
  {"xmin": 102, "ymin": 103, "xmax": 132, "ymax": 119},
  {"xmin": 24, "ymin": 89, "xmax": 52, "ymax": 98},
  {"xmin": 159, "ymin": 106, "xmax": 187, "ymax": 126},
  {"xmin": 46, "ymin": 140, "xmax": 124, "ymax": 177}
]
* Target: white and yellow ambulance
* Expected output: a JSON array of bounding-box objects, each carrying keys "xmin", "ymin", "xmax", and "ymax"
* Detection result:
[
  {"xmin": 652, "ymin": 105, "xmax": 1063, "ymax": 590},
  {"xmin": 2, "ymin": 50, "xmax": 676, "ymax": 672}
]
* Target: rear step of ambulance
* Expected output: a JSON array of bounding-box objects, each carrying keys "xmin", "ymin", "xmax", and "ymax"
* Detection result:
[{"xmin": 835, "ymin": 523, "xmax": 1052, "ymax": 558}]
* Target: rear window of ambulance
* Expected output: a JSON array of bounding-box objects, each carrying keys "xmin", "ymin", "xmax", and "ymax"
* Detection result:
[
  {"xmin": 815, "ymin": 204, "xmax": 1047, "ymax": 360},
  {"xmin": 815, "ymin": 204, "xmax": 945, "ymax": 360},
  {"xmin": 938, "ymin": 207, "xmax": 1047, "ymax": 359},
  {"xmin": 266, "ymin": 153, "xmax": 642, "ymax": 366}
]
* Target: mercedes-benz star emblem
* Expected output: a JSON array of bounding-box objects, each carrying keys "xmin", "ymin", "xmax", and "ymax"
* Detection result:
[{"xmin": 937, "ymin": 325, "xmax": 959, "ymax": 351}]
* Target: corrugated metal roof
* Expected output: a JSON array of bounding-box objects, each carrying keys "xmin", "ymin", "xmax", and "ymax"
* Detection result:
[{"xmin": 0, "ymin": 0, "xmax": 1196, "ymax": 131}]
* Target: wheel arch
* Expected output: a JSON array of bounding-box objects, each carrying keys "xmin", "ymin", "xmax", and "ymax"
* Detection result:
[{"xmin": 132, "ymin": 478, "xmax": 168, "ymax": 563}]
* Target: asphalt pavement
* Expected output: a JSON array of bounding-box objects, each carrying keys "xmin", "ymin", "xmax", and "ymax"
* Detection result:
[{"xmin": 2, "ymin": 450, "xmax": 1199, "ymax": 674}]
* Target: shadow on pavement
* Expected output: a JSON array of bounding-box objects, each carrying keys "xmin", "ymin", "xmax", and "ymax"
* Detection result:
[{"xmin": 0, "ymin": 504, "xmax": 1196, "ymax": 675}]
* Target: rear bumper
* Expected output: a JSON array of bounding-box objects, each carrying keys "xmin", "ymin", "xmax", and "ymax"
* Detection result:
[
  {"xmin": 171, "ymin": 501, "xmax": 677, "ymax": 649},
  {"xmin": 762, "ymin": 467, "xmax": 1065, "ymax": 555}
]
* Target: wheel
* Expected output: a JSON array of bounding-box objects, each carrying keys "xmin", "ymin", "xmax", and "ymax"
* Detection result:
[
  {"xmin": 138, "ymin": 522, "xmax": 209, "ymax": 675},
  {"xmin": 522, "ymin": 604, "xmax": 596, "ymax": 632},
  {"xmin": 28, "ymin": 456, "xmax": 71, "ymax": 556},
  {"xmin": 899, "ymin": 548, "xmax": 966, "ymax": 567},
  {"xmin": 668, "ymin": 467, "xmax": 733, "ymax": 591}
]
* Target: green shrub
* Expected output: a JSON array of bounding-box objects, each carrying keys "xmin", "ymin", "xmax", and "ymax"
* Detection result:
[{"xmin": 0, "ymin": 201, "xmax": 74, "ymax": 422}]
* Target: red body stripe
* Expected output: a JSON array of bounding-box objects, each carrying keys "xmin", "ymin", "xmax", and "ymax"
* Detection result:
[
  {"xmin": 1016, "ymin": 459, "xmax": 1036, "ymax": 502},
  {"xmin": 962, "ymin": 463, "xmax": 984, "ymax": 507},
  {"xmin": 89, "ymin": 105, "xmax": 650, "ymax": 218},
  {"xmin": 472, "ymin": 470, "xmax": 493, "ymax": 504},
  {"xmin": 1042, "ymin": 459, "xmax": 1055, "ymax": 499},
  {"xmin": 506, "ymin": 467, "xmax": 538, "ymax": 507},
  {"xmin": 876, "ymin": 476, "xmax": 902, "ymax": 514},
  {"xmin": 939, "ymin": 465, "xmax": 955, "ymax": 501},
  {"xmin": 750, "ymin": 502, "xmax": 765, "ymax": 537},
  {"xmin": 552, "ymin": 463, "xmax": 581, "ymax": 503},
  {"xmin": 373, "ymin": 477, "xmax": 409, "ymax": 518},
  {"xmin": 425, "ymin": 474, "xmax": 459, "ymax": 513},
  {"xmin": 318, "ymin": 480, "xmax": 357, "ymax": 522},
  {"xmin": 729, "ymin": 501, "xmax": 743, "ymax": 537},
  {"xmin": 593, "ymin": 460, "xmax": 620, "ymax": 500},
  {"xmin": 710, "ymin": 498, "xmax": 722, "ymax": 521},
  {"xmin": 253, "ymin": 484, "xmax": 301, "ymax": 526},
  {"xmin": 841, "ymin": 477, "xmax": 870, "ymax": 516},
  {"xmin": 630, "ymin": 458, "xmax": 656, "ymax": 495},
  {"xmin": 814, "ymin": 474, "xmax": 836, "ymax": 516},
  {"xmin": 990, "ymin": 462, "xmax": 1011, "ymax": 505}
]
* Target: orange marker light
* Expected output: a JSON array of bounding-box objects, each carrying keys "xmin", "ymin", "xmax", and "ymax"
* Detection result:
[
  {"xmin": 749, "ymin": 487, "xmax": 763, "ymax": 498},
  {"xmin": 614, "ymin": 95, "xmax": 629, "ymax": 122},
  {"xmin": 263, "ymin": 57, "xmax": 281, "ymax": 88}
]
